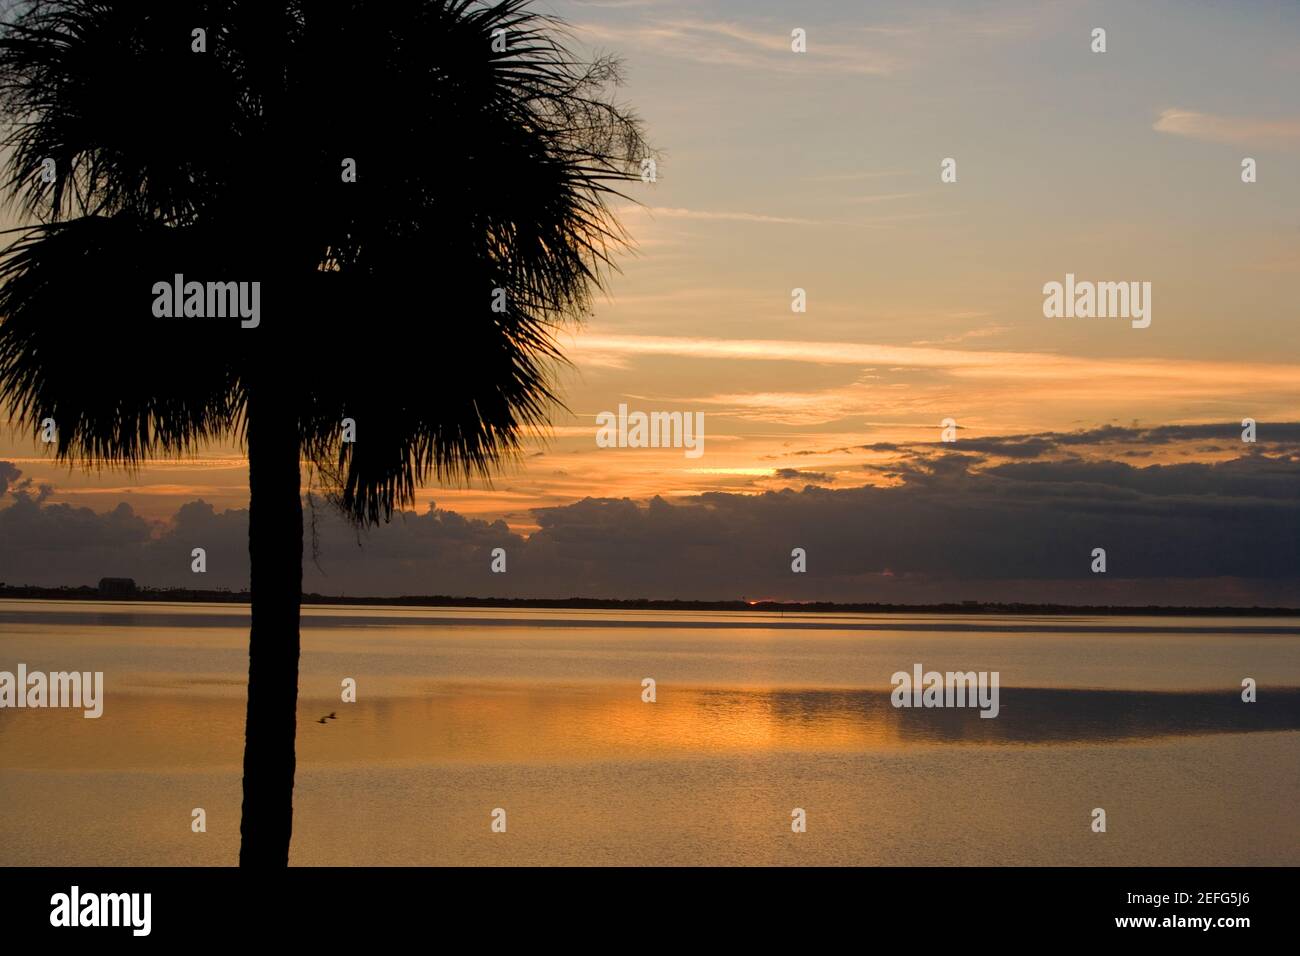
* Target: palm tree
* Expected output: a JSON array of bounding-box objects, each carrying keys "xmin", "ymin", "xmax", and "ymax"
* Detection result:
[{"xmin": 0, "ymin": 0, "xmax": 648, "ymax": 866}]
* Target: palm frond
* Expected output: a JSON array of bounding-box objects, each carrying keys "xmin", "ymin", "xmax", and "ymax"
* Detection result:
[
  {"xmin": 0, "ymin": 0, "xmax": 652, "ymax": 522},
  {"xmin": 0, "ymin": 215, "xmax": 241, "ymax": 466}
]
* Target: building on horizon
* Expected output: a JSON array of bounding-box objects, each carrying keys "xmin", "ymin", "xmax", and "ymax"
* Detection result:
[{"xmin": 97, "ymin": 577, "xmax": 137, "ymax": 598}]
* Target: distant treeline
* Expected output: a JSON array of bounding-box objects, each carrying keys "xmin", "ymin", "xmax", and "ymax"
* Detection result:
[{"xmin": 0, "ymin": 583, "xmax": 1295, "ymax": 616}]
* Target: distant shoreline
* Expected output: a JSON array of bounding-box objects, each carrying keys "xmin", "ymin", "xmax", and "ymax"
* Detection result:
[{"xmin": 0, "ymin": 584, "xmax": 1295, "ymax": 616}]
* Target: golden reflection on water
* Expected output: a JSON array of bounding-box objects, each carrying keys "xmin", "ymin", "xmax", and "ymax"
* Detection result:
[
  {"xmin": 4, "ymin": 679, "xmax": 1297, "ymax": 772},
  {"xmin": 0, "ymin": 682, "xmax": 883, "ymax": 770},
  {"xmin": 5, "ymin": 605, "xmax": 1300, "ymax": 865}
]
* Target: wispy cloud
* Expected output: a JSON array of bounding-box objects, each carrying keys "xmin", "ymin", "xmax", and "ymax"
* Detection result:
[
  {"xmin": 801, "ymin": 169, "xmax": 912, "ymax": 182},
  {"xmin": 1153, "ymin": 108, "xmax": 1300, "ymax": 147},
  {"xmin": 564, "ymin": 0, "xmax": 658, "ymax": 8},
  {"xmin": 910, "ymin": 325, "xmax": 1009, "ymax": 346},
  {"xmin": 614, "ymin": 204, "xmax": 952, "ymax": 231},
  {"xmin": 618, "ymin": 205, "xmax": 822, "ymax": 225},
  {"xmin": 567, "ymin": 333, "xmax": 1300, "ymax": 409},
  {"xmin": 846, "ymin": 192, "xmax": 918, "ymax": 204},
  {"xmin": 567, "ymin": 332, "xmax": 1039, "ymax": 370},
  {"xmin": 572, "ymin": 18, "xmax": 901, "ymax": 75},
  {"xmin": 567, "ymin": 2, "xmax": 1053, "ymax": 77}
]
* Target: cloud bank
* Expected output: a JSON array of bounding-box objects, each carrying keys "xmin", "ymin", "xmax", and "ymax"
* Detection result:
[{"xmin": 2, "ymin": 425, "xmax": 1297, "ymax": 606}]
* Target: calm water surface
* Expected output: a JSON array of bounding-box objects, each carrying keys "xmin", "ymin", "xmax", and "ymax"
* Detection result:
[{"xmin": 1, "ymin": 600, "xmax": 1297, "ymax": 865}]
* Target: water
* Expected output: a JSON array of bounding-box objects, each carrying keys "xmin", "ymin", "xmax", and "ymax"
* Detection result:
[{"xmin": 1, "ymin": 600, "xmax": 1297, "ymax": 865}]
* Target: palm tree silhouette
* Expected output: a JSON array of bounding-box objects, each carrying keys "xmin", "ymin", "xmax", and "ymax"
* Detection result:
[{"xmin": 0, "ymin": 0, "xmax": 648, "ymax": 866}]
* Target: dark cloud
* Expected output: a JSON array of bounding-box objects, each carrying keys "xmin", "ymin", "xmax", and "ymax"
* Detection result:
[
  {"xmin": 791, "ymin": 445, "xmax": 859, "ymax": 456},
  {"xmin": 0, "ymin": 460, "xmax": 19, "ymax": 496},
  {"xmin": 1, "ymin": 489, "xmax": 157, "ymax": 587},
  {"xmin": 2, "ymin": 446, "xmax": 1298, "ymax": 605},
  {"xmin": 884, "ymin": 423, "xmax": 1300, "ymax": 462},
  {"xmin": 1045, "ymin": 422, "xmax": 1300, "ymax": 449},
  {"xmin": 939, "ymin": 437, "xmax": 1054, "ymax": 459},
  {"xmin": 774, "ymin": 468, "xmax": 835, "ymax": 484}
]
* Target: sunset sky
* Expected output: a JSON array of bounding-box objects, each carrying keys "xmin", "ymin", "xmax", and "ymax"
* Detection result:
[{"xmin": 2, "ymin": 0, "xmax": 1298, "ymax": 602}]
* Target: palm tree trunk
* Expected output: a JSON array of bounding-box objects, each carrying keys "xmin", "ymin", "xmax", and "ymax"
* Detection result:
[{"xmin": 239, "ymin": 394, "xmax": 302, "ymax": 866}]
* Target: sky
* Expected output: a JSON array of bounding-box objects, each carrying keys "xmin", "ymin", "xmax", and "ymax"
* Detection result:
[{"xmin": 2, "ymin": 0, "xmax": 1299, "ymax": 602}]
